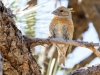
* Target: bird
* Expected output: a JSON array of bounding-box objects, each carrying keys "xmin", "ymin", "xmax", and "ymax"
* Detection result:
[{"xmin": 49, "ymin": 6, "xmax": 74, "ymax": 66}]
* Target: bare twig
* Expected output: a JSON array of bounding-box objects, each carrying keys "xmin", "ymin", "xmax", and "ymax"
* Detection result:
[{"xmin": 27, "ymin": 38, "xmax": 100, "ymax": 58}]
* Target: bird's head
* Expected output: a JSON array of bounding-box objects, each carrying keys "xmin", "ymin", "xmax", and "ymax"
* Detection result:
[{"xmin": 52, "ymin": 6, "xmax": 73, "ymax": 18}]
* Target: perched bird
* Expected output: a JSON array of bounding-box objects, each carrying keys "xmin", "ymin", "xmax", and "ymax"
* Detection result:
[{"xmin": 49, "ymin": 6, "xmax": 74, "ymax": 65}]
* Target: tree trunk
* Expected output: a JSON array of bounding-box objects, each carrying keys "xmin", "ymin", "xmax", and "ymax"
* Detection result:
[{"xmin": 0, "ymin": 1, "xmax": 41, "ymax": 75}]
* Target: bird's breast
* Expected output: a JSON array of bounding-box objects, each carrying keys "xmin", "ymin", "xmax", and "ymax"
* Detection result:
[{"xmin": 51, "ymin": 17, "xmax": 74, "ymax": 39}]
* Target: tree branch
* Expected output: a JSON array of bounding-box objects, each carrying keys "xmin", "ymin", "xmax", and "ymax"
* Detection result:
[
  {"xmin": 69, "ymin": 64, "xmax": 100, "ymax": 75},
  {"xmin": 27, "ymin": 38, "xmax": 100, "ymax": 58}
]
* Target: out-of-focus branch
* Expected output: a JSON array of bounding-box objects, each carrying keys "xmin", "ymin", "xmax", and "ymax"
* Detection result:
[
  {"xmin": 68, "ymin": 0, "xmax": 89, "ymax": 40},
  {"xmin": 82, "ymin": 0, "xmax": 100, "ymax": 39},
  {"xmin": 72, "ymin": 53, "xmax": 96, "ymax": 70},
  {"xmin": 68, "ymin": 0, "xmax": 100, "ymax": 71},
  {"xmin": 72, "ymin": 47, "xmax": 100, "ymax": 70},
  {"xmin": 69, "ymin": 64, "xmax": 100, "ymax": 75},
  {"xmin": 27, "ymin": 38, "xmax": 100, "ymax": 58},
  {"xmin": 68, "ymin": 0, "xmax": 89, "ymax": 54},
  {"xmin": 27, "ymin": 0, "xmax": 37, "ymax": 7},
  {"xmin": 82, "ymin": 0, "xmax": 100, "ymax": 4}
]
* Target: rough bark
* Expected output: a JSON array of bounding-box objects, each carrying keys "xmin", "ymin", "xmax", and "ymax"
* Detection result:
[
  {"xmin": 69, "ymin": 64, "xmax": 100, "ymax": 75},
  {"xmin": 0, "ymin": 1, "xmax": 41, "ymax": 75}
]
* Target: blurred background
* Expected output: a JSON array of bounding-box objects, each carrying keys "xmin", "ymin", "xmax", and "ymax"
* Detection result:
[{"xmin": 2, "ymin": 0, "xmax": 100, "ymax": 75}]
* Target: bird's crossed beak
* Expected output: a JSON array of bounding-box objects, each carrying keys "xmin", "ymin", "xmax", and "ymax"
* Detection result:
[
  {"xmin": 52, "ymin": 10, "xmax": 57, "ymax": 14},
  {"xmin": 52, "ymin": 10, "xmax": 60, "ymax": 15}
]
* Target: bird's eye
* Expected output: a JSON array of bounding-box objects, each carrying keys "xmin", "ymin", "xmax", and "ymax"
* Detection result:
[{"xmin": 60, "ymin": 10, "xmax": 63, "ymax": 12}]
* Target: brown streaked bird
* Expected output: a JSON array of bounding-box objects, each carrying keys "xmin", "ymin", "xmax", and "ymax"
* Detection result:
[{"xmin": 49, "ymin": 6, "xmax": 74, "ymax": 65}]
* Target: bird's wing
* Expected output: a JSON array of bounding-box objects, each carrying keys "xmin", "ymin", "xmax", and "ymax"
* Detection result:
[{"xmin": 49, "ymin": 22, "xmax": 57, "ymax": 38}]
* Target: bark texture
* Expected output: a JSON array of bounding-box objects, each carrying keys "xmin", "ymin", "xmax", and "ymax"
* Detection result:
[
  {"xmin": 69, "ymin": 64, "xmax": 100, "ymax": 75},
  {"xmin": 0, "ymin": 1, "xmax": 41, "ymax": 75}
]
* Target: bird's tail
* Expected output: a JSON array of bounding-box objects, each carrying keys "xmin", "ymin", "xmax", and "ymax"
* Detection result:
[
  {"xmin": 57, "ymin": 44, "xmax": 69, "ymax": 66},
  {"xmin": 59, "ymin": 54, "xmax": 65, "ymax": 66}
]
